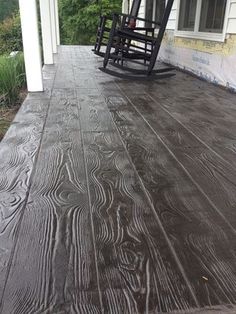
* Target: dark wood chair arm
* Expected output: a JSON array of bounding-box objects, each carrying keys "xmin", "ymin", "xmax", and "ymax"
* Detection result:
[
  {"xmin": 114, "ymin": 12, "xmax": 161, "ymax": 26},
  {"xmin": 133, "ymin": 27, "xmax": 155, "ymax": 31}
]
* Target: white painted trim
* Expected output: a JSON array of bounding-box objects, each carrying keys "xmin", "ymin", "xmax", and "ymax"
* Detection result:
[
  {"xmin": 194, "ymin": 0, "xmax": 201, "ymax": 32},
  {"xmin": 175, "ymin": 0, "xmax": 231, "ymax": 42},
  {"xmin": 49, "ymin": 0, "xmax": 58, "ymax": 53},
  {"xmin": 174, "ymin": 31, "xmax": 226, "ymax": 42},
  {"xmin": 55, "ymin": 0, "xmax": 60, "ymax": 45},
  {"xmin": 39, "ymin": 0, "xmax": 54, "ymax": 64},
  {"xmin": 19, "ymin": 0, "xmax": 43, "ymax": 92}
]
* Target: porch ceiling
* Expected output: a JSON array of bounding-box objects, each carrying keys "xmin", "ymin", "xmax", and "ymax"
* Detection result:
[{"xmin": 0, "ymin": 46, "xmax": 236, "ymax": 313}]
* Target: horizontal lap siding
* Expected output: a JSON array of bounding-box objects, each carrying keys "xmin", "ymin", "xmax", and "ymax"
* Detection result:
[
  {"xmin": 166, "ymin": 0, "xmax": 177, "ymax": 30},
  {"xmin": 123, "ymin": 0, "xmax": 145, "ymax": 26},
  {"xmin": 165, "ymin": 0, "xmax": 236, "ymax": 34},
  {"xmin": 227, "ymin": 1, "xmax": 236, "ymax": 33},
  {"xmin": 158, "ymin": 0, "xmax": 236, "ymax": 90},
  {"xmin": 137, "ymin": 0, "xmax": 145, "ymax": 27},
  {"xmin": 139, "ymin": 0, "xmax": 145, "ymax": 18},
  {"xmin": 125, "ymin": 0, "xmax": 236, "ymax": 33}
]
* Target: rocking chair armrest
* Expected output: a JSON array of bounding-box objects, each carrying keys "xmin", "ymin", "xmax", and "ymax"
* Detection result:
[
  {"xmin": 116, "ymin": 13, "xmax": 161, "ymax": 26},
  {"xmin": 133, "ymin": 27, "xmax": 155, "ymax": 31}
]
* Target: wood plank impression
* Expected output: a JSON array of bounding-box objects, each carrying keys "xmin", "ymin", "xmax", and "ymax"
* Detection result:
[
  {"xmin": 78, "ymin": 94, "xmax": 115, "ymax": 132},
  {"xmin": 83, "ymin": 131, "xmax": 198, "ymax": 313},
  {"xmin": 0, "ymin": 98, "xmax": 49, "ymax": 301},
  {"xmin": 125, "ymin": 94, "xmax": 236, "ymax": 230},
  {"xmin": 0, "ymin": 90, "xmax": 101, "ymax": 313},
  {"xmin": 109, "ymin": 100, "xmax": 236, "ymax": 308},
  {"xmin": 148, "ymin": 88, "xmax": 236, "ymax": 168}
]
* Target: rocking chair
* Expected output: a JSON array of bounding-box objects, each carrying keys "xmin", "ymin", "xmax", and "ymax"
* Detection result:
[
  {"xmin": 99, "ymin": 0, "xmax": 175, "ymax": 80},
  {"xmin": 93, "ymin": 0, "xmax": 143, "ymax": 57}
]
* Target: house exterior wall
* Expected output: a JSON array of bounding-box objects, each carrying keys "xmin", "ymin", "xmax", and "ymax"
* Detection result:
[
  {"xmin": 159, "ymin": 0, "xmax": 236, "ymax": 91},
  {"xmin": 123, "ymin": 0, "xmax": 145, "ymax": 22},
  {"xmin": 159, "ymin": 32, "xmax": 236, "ymax": 91},
  {"xmin": 123, "ymin": 0, "xmax": 236, "ymax": 90}
]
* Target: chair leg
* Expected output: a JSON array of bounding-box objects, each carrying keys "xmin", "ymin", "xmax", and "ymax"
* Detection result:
[
  {"xmin": 103, "ymin": 14, "xmax": 118, "ymax": 68},
  {"xmin": 148, "ymin": 0, "xmax": 174, "ymax": 73},
  {"xmin": 96, "ymin": 16, "xmax": 106, "ymax": 53},
  {"xmin": 144, "ymin": 30, "xmax": 148, "ymax": 65},
  {"xmin": 93, "ymin": 16, "xmax": 103, "ymax": 52}
]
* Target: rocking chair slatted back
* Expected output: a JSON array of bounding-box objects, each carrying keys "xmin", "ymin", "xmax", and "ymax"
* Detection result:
[
  {"xmin": 130, "ymin": 0, "xmax": 142, "ymax": 18},
  {"xmin": 100, "ymin": 0, "xmax": 175, "ymax": 80},
  {"xmin": 93, "ymin": 0, "xmax": 142, "ymax": 56}
]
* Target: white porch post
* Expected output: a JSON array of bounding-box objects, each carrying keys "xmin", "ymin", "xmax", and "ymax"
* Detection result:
[
  {"xmin": 50, "ymin": 0, "xmax": 58, "ymax": 53},
  {"xmin": 19, "ymin": 0, "xmax": 43, "ymax": 92},
  {"xmin": 55, "ymin": 0, "xmax": 60, "ymax": 45},
  {"xmin": 39, "ymin": 0, "xmax": 54, "ymax": 64}
]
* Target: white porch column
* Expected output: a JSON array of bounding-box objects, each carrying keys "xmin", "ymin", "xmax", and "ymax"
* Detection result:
[
  {"xmin": 55, "ymin": 0, "xmax": 60, "ymax": 45},
  {"xmin": 39, "ymin": 0, "xmax": 54, "ymax": 64},
  {"xmin": 50, "ymin": 0, "xmax": 58, "ymax": 53},
  {"xmin": 19, "ymin": 0, "xmax": 43, "ymax": 92}
]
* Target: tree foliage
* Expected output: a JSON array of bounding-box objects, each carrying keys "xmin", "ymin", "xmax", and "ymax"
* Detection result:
[
  {"xmin": 0, "ymin": 0, "xmax": 18, "ymax": 22},
  {"xmin": 0, "ymin": 0, "xmax": 122, "ymax": 54},
  {"xmin": 59, "ymin": 0, "xmax": 122, "ymax": 44},
  {"xmin": 0, "ymin": 12, "xmax": 23, "ymax": 55}
]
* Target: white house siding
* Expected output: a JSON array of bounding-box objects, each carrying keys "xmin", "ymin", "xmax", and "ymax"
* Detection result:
[
  {"xmin": 227, "ymin": 0, "xmax": 236, "ymax": 33},
  {"xmin": 122, "ymin": 0, "xmax": 129, "ymax": 13},
  {"xmin": 121, "ymin": 0, "xmax": 236, "ymax": 90},
  {"xmin": 165, "ymin": 0, "xmax": 236, "ymax": 33},
  {"xmin": 166, "ymin": 0, "xmax": 177, "ymax": 30},
  {"xmin": 136, "ymin": 0, "xmax": 145, "ymax": 27},
  {"xmin": 122, "ymin": 0, "xmax": 145, "ymax": 26},
  {"xmin": 139, "ymin": 0, "xmax": 145, "ymax": 19},
  {"xmin": 158, "ymin": 0, "xmax": 236, "ymax": 91}
]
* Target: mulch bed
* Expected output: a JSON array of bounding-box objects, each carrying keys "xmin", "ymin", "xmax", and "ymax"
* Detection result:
[{"xmin": 0, "ymin": 89, "xmax": 27, "ymax": 141}]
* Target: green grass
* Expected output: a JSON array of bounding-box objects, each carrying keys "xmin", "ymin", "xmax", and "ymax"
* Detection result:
[{"xmin": 0, "ymin": 53, "xmax": 26, "ymax": 106}]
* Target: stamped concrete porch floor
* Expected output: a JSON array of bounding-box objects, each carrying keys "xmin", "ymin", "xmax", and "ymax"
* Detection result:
[{"xmin": 0, "ymin": 46, "xmax": 236, "ymax": 313}]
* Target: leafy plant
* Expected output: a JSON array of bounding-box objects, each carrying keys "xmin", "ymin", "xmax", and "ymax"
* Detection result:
[
  {"xmin": 0, "ymin": 53, "xmax": 26, "ymax": 107},
  {"xmin": 0, "ymin": 0, "xmax": 18, "ymax": 22},
  {"xmin": 59, "ymin": 0, "xmax": 122, "ymax": 45},
  {"xmin": 0, "ymin": 11, "xmax": 23, "ymax": 55}
]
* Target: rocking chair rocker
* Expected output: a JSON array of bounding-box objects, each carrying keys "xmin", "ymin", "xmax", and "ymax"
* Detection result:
[{"xmin": 99, "ymin": 0, "xmax": 175, "ymax": 80}]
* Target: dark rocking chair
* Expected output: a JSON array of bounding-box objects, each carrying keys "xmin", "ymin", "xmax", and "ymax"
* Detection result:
[
  {"xmin": 99, "ymin": 0, "xmax": 175, "ymax": 80},
  {"xmin": 93, "ymin": 0, "xmax": 143, "ymax": 57}
]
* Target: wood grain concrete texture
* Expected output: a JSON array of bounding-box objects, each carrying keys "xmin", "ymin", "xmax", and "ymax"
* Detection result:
[{"xmin": 0, "ymin": 46, "xmax": 236, "ymax": 313}]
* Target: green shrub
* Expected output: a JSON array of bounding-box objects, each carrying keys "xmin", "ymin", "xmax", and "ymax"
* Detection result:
[
  {"xmin": 0, "ymin": 53, "xmax": 26, "ymax": 107},
  {"xmin": 0, "ymin": 11, "xmax": 22, "ymax": 55}
]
